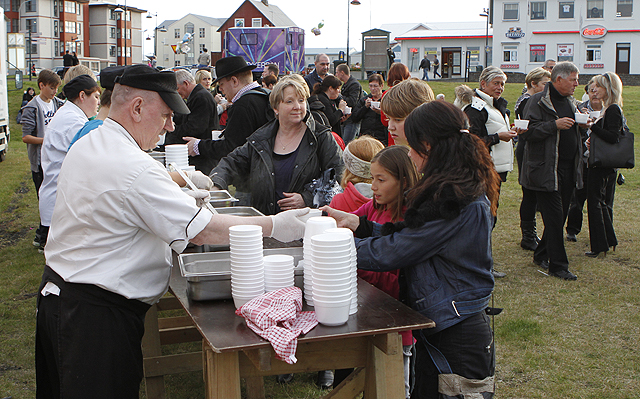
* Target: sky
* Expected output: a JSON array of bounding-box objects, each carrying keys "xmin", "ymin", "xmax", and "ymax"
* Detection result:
[{"xmin": 132, "ymin": 0, "xmax": 491, "ymax": 56}]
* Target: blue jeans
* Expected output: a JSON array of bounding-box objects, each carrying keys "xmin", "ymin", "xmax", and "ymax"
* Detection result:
[
  {"xmin": 422, "ymin": 69, "xmax": 430, "ymax": 81},
  {"xmin": 342, "ymin": 121, "xmax": 361, "ymax": 145}
]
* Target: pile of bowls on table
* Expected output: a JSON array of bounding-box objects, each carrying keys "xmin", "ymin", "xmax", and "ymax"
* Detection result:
[
  {"xmin": 229, "ymin": 225, "xmax": 265, "ymax": 308},
  {"xmin": 303, "ymin": 216, "xmax": 358, "ymax": 326},
  {"xmin": 165, "ymin": 144, "xmax": 194, "ymax": 172},
  {"xmin": 263, "ymin": 254, "xmax": 295, "ymax": 292}
]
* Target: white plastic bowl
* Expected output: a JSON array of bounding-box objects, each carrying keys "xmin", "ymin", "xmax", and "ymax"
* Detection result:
[{"xmin": 314, "ymin": 299, "xmax": 351, "ymax": 326}]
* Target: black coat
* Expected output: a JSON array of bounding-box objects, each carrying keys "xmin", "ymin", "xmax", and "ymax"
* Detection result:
[
  {"xmin": 340, "ymin": 75, "xmax": 364, "ymax": 108},
  {"xmin": 308, "ymin": 92, "xmax": 343, "ymax": 137},
  {"xmin": 165, "ymin": 84, "xmax": 219, "ymax": 174},
  {"xmin": 197, "ymin": 86, "xmax": 273, "ymax": 166},
  {"xmin": 351, "ymin": 92, "xmax": 388, "ymax": 145},
  {"xmin": 210, "ymin": 114, "xmax": 344, "ymax": 215}
]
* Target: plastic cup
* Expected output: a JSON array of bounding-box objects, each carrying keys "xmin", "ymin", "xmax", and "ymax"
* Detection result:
[
  {"xmin": 589, "ymin": 111, "xmax": 601, "ymax": 120},
  {"xmin": 574, "ymin": 112, "xmax": 588, "ymax": 124},
  {"xmin": 514, "ymin": 119, "xmax": 529, "ymax": 129},
  {"xmin": 229, "ymin": 225, "xmax": 264, "ymax": 235},
  {"xmin": 313, "ymin": 299, "xmax": 351, "ymax": 326}
]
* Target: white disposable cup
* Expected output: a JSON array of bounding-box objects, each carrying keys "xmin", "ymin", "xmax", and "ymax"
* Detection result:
[
  {"xmin": 229, "ymin": 225, "xmax": 263, "ymax": 235},
  {"xmin": 370, "ymin": 101, "xmax": 380, "ymax": 109},
  {"xmin": 589, "ymin": 111, "xmax": 601, "ymax": 119},
  {"xmin": 305, "ymin": 217, "xmax": 337, "ymax": 239},
  {"xmin": 514, "ymin": 119, "xmax": 529, "ymax": 129},
  {"xmin": 314, "ymin": 299, "xmax": 351, "ymax": 326},
  {"xmin": 312, "ymin": 270, "xmax": 352, "ymax": 281},
  {"xmin": 574, "ymin": 112, "xmax": 589, "ymax": 124},
  {"xmin": 344, "ymin": 106, "xmax": 352, "ymax": 115},
  {"xmin": 299, "ymin": 209, "xmax": 323, "ymax": 224}
]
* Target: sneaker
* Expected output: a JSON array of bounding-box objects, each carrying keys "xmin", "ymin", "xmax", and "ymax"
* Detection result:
[
  {"xmin": 491, "ymin": 270, "xmax": 506, "ymax": 278},
  {"xmin": 316, "ymin": 370, "xmax": 334, "ymax": 389},
  {"xmin": 533, "ymin": 259, "xmax": 550, "ymax": 270},
  {"xmin": 566, "ymin": 233, "xmax": 577, "ymax": 242},
  {"xmin": 32, "ymin": 233, "xmax": 41, "ymax": 247},
  {"xmin": 549, "ymin": 269, "xmax": 577, "ymax": 281}
]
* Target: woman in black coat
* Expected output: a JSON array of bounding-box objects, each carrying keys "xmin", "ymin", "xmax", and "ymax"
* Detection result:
[
  {"xmin": 350, "ymin": 73, "xmax": 387, "ymax": 145},
  {"xmin": 308, "ymin": 75, "xmax": 347, "ymax": 137},
  {"xmin": 584, "ymin": 72, "xmax": 625, "ymax": 257}
]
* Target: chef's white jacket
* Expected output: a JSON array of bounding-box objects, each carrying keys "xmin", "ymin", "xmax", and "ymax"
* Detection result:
[{"xmin": 45, "ymin": 118, "xmax": 212, "ymax": 304}]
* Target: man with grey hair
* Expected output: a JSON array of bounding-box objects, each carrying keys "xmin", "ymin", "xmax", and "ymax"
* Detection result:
[
  {"xmin": 165, "ymin": 69, "xmax": 218, "ymax": 173},
  {"xmin": 521, "ymin": 61, "xmax": 583, "ymax": 281},
  {"xmin": 335, "ymin": 63, "xmax": 363, "ymax": 143},
  {"xmin": 304, "ymin": 53, "xmax": 330, "ymax": 92},
  {"xmin": 542, "ymin": 59, "xmax": 556, "ymax": 72}
]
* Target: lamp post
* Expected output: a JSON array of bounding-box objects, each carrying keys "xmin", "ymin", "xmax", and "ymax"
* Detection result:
[
  {"xmin": 480, "ymin": 7, "xmax": 489, "ymax": 68},
  {"xmin": 114, "ymin": 1, "xmax": 128, "ymax": 65},
  {"xmin": 347, "ymin": 0, "xmax": 361, "ymax": 68},
  {"xmin": 146, "ymin": 12, "xmax": 158, "ymax": 58}
]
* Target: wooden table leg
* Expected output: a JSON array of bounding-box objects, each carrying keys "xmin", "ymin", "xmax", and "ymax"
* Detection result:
[
  {"xmin": 203, "ymin": 341, "xmax": 242, "ymax": 399},
  {"xmin": 363, "ymin": 333, "xmax": 404, "ymax": 399},
  {"xmin": 142, "ymin": 304, "xmax": 166, "ymax": 399}
]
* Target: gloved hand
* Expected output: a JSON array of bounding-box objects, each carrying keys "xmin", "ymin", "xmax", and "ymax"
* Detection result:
[
  {"xmin": 185, "ymin": 189, "xmax": 211, "ymax": 207},
  {"xmin": 270, "ymin": 208, "xmax": 311, "ymax": 242},
  {"xmin": 185, "ymin": 170, "xmax": 213, "ymax": 190}
]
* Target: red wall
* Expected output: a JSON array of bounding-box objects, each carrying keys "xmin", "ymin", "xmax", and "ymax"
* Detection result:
[{"xmin": 219, "ymin": 1, "xmax": 271, "ymax": 57}]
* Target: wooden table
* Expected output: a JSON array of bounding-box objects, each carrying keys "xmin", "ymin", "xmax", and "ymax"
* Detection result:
[{"xmin": 142, "ymin": 248, "xmax": 435, "ymax": 399}]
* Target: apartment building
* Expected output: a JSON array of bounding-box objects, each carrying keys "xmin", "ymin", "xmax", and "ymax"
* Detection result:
[{"xmin": 491, "ymin": 0, "xmax": 639, "ymax": 74}]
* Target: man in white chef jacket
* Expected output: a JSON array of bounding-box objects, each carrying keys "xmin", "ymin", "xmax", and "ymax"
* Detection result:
[{"xmin": 35, "ymin": 65, "xmax": 308, "ymax": 399}]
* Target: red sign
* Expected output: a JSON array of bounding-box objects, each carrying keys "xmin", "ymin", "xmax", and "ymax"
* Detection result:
[
  {"xmin": 581, "ymin": 25, "xmax": 607, "ymax": 39},
  {"xmin": 583, "ymin": 63, "xmax": 604, "ymax": 69},
  {"xmin": 410, "ymin": 48, "xmax": 418, "ymax": 53},
  {"xmin": 500, "ymin": 64, "xmax": 520, "ymax": 69}
]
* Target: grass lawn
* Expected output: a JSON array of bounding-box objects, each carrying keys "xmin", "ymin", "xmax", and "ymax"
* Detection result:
[{"xmin": 1, "ymin": 77, "xmax": 639, "ymax": 398}]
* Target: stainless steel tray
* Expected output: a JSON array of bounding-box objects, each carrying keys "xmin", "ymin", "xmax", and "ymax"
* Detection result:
[
  {"xmin": 209, "ymin": 190, "xmax": 238, "ymax": 207},
  {"xmin": 213, "ymin": 206, "xmax": 264, "ymax": 217},
  {"xmin": 178, "ymin": 247, "xmax": 304, "ymax": 301}
]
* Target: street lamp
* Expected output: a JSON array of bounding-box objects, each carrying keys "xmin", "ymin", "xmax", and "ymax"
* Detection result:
[
  {"xmin": 347, "ymin": 0, "xmax": 361, "ymax": 68},
  {"xmin": 114, "ymin": 2, "xmax": 128, "ymax": 65},
  {"xmin": 480, "ymin": 7, "xmax": 489, "ymax": 68},
  {"xmin": 147, "ymin": 12, "xmax": 166, "ymax": 65}
]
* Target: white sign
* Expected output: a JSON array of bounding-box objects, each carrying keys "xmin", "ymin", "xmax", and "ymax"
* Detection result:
[{"xmin": 557, "ymin": 44, "xmax": 574, "ymax": 58}]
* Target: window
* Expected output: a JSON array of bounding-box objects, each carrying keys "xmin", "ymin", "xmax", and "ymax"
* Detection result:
[
  {"xmin": 76, "ymin": 45, "xmax": 81, "ymax": 56},
  {"xmin": 617, "ymin": 0, "xmax": 633, "ymax": 17},
  {"xmin": 65, "ymin": 21, "xmax": 76, "ymax": 34},
  {"xmin": 110, "ymin": 9, "xmax": 117, "ymax": 20},
  {"xmin": 530, "ymin": 2, "xmax": 547, "ymax": 19},
  {"xmin": 503, "ymin": 3, "xmax": 519, "ymax": 20},
  {"xmin": 587, "ymin": 0, "xmax": 604, "ymax": 18},
  {"xmin": 54, "ymin": 40, "xmax": 59, "ymax": 56},
  {"xmin": 27, "ymin": 37, "xmax": 37, "ymax": 55},
  {"xmin": 252, "ymin": 18, "xmax": 262, "ymax": 27},
  {"xmin": 185, "ymin": 22, "xmax": 194, "ymax": 35},
  {"xmin": 174, "ymin": 28, "xmax": 180, "ymax": 39},
  {"xmin": 26, "ymin": 18, "xmax": 37, "ymax": 33},
  {"xmin": 117, "ymin": 28, "xmax": 122, "ymax": 39},
  {"xmin": 25, "ymin": 0, "xmax": 35, "ymax": 12},
  {"xmin": 586, "ymin": 44, "xmax": 602, "ymax": 61},
  {"xmin": 110, "ymin": 27, "xmax": 116, "ymax": 39},
  {"xmin": 11, "ymin": 19, "xmax": 19, "ymax": 33},
  {"xmin": 503, "ymin": 45, "xmax": 518, "ymax": 62},
  {"xmin": 64, "ymin": 1, "xmax": 75, "ymax": 14},
  {"xmin": 530, "ymin": 45, "xmax": 546, "ymax": 62},
  {"xmin": 468, "ymin": 47, "xmax": 480, "ymax": 64},
  {"xmin": 126, "ymin": 29, "xmax": 130, "ymax": 40},
  {"xmin": 240, "ymin": 33, "xmax": 258, "ymax": 45},
  {"xmin": 54, "ymin": 0, "xmax": 58, "ymax": 16},
  {"xmin": 11, "ymin": 0, "xmax": 19, "ymax": 12},
  {"xmin": 110, "ymin": 46, "xmax": 116, "ymax": 57},
  {"xmin": 199, "ymin": 27, "xmax": 205, "ymax": 38},
  {"xmin": 200, "ymin": 44, "xmax": 206, "ymax": 52},
  {"xmin": 77, "ymin": 22, "xmax": 82, "ymax": 34},
  {"xmin": 126, "ymin": 47, "xmax": 131, "ymax": 58},
  {"xmin": 559, "ymin": 1, "xmax": 574, "ymax": 18},
  {"xmin": 235, "ymin": 18, "xmax": 244, "ymax": 27},
  {"xmin": 54, "ymin": 21, "xmax": 59, "ymax": 37},
  {"xmin": 557, "ymin": 44, "xmax": 574, "ymax": 61},
  {"xmin": 175, "ymin": 60, "xmax": 181, "ymax": 67}
]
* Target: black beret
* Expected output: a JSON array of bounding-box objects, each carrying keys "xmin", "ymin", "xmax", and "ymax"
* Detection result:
[
  {"xmin": 114, "ymin": 64, "xmax": 190, "ymax": 114},
  {"xmin": 62, "ymin": 75, "xmax": 99, "ymax": 100},
  {"xmin": 99, "ymin": 66, "xmax": 127, "ymax": 91}
]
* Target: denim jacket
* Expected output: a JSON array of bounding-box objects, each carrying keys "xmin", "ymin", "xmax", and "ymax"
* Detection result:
[{"xmin": 355, "ymin": 196, "xmax": 494, "ymax": 334}]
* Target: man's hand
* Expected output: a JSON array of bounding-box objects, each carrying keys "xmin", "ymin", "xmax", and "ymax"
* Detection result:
[
  {"xmin": 185, "ymin": 170, "xmax": 213, "ymax": 190},
  {"xmin": 556, "ymin": 117, "xmax": 575, "ymax": 130},
  {"xmin": 185, "ymin": 189, "xmax": 211, "ymax": 207},
  {"xmin": 270, "ymin": 208, "xmax": 311, "ymax": 242}
]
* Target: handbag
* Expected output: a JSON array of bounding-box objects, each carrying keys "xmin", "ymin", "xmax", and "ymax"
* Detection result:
[{"xmin": 588, "ymin": 123, "xmax": 635, "ymax": 169}]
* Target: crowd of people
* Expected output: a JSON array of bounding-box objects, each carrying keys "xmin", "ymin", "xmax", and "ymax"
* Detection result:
[{"xmin": 19, "ymin": 50, "xmax": 630, "ymax": 398}]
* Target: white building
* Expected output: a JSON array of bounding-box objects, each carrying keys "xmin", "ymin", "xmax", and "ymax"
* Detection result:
[
  {"xmin": 394, "ymin": 22, "xmax": 492, "ymax": 79},
  {"xmin": 155, "ymin": 14, "xmax": 226, "ymax": 68},
  {"xmin": 491, "ymin": 0, "xmax": 639, "ymax": 75}
]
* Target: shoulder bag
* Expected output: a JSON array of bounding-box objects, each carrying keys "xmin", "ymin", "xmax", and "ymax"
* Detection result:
[{"xmin": 588, "ymin": 121, "xmax": 635, "ymax": 169}]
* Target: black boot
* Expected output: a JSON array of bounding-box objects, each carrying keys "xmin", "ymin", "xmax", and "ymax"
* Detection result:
[{"xmin": 520, "ymin": 221, "xmax": 539, "ymax": 251}]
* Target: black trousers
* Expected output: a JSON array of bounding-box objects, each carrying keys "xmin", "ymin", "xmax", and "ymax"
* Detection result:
[
  {"xmin": 533, "ymin": 165, "xmax": 575, "ymax": 273},
  {"xmin": 516, "ymin": 140, "xmax": 538, "ymax": 223},
  {"xmin": 587, "ymin": 167, "xmax": 618, "ymax": 253},
  {"xmin": 31, "ymin": 166, "xmax": 49, "ymax": 243},
  {"xmin": 412, "ymin": 312, "xmax": 494, "ymax": 399},
  {"xmin": 568, "ymin": 165, "xmax": 616, "ymax": 237},
  {"xmin": 36, "ymin": 267, "xmax": 150, "ymax": 399}
]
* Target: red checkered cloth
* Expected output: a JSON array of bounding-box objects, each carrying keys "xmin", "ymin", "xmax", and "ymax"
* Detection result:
[{"xmin": 235, "ymin": 286, "xmax": 318, "ymax": 364}]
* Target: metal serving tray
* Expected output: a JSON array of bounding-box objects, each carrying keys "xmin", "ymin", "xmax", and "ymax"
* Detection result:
[
  {"xmin": 178, "ymin": 247, "xmax": 304, "ymax": 301},
  {"xmin": 213, "ymin": 206, "xmax": 264, "ymax": 217},
  {"xmin": 209, "ymin": 190, "xmax": 238, "ymax": 207}
]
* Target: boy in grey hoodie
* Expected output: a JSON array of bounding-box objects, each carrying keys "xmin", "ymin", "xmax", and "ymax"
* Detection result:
[{"xmin": 20, "ymin": 69, "xmax": 63, "ymax": 251}]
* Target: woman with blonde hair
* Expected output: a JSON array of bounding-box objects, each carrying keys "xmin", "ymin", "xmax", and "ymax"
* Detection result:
[
  {"xmin": 584, "ymin": 72, "xmax": 625, "ymax": 257},
  {"xmin": 381, "ymin": 78, "xmax": 434, "ymax": 146},
  {"xmin": 195, "ymin": 69, "xmax": 213, "ymax": 91},
  {"xmin": 329, "ymin": 135, "xmax": 385, "ymax": 212}
]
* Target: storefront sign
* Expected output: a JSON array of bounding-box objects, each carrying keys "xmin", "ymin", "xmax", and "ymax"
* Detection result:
[
  {"xmin": 410, "ymin": 48, "xmax": 419, "ymax": 53},
  {"xmin": 584, "ymin": 63, "xmax": 604, "ymax": 69},
  {"xmin": 581, "ymin": 25, "xmax": 607, "ymax": 39},
  {"xmin": 500, "ymin": 64, "xmax": 520, "ymax": 69},
  {"xmin": 505, "ymin": 27, "xmax": 525, "ymax": 39}
]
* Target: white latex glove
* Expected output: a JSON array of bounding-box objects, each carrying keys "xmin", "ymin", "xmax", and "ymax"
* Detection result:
[
  {"xmin": 269, "ymin": 208, "xmax": 311, "ymax": 242},
  {"xmin": 185, "ymin": 189, "xmax": 211, "ymax": 207},
  {"xmin": 185, "ymin": 170, "xmax": 213, "ymax": 190}
]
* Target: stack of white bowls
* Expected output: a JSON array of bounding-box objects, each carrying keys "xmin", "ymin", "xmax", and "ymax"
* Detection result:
[
  {"xmin": 310, "ymin": 232, "xmax": 353, "ymax": 326},
  {"xmin": 263, "ymin": 254, "xmax": 295, "ymax": 292},
  {"xmin": 303, "ymin": 216, "xmax": 337, "ymax": 307},
  {"xmin": 325, "ymin": 227, "xmax": 358, "ymax": 315},
  {"xmin": 229, "ymin": 225, "xmax": 264, "ymax": 309},
  {"xmin": 165, "ymin": 144, "xmax": 190, "ymax": 170}
]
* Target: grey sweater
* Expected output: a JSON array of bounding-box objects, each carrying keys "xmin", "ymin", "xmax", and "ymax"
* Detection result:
[{"xmin": 21, "ymin": 96, "xmax": 65, "ymax": 172}]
